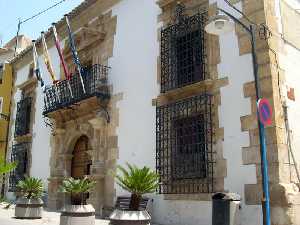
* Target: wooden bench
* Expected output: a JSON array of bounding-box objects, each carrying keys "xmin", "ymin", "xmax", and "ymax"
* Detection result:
[{"xmin": 115, "ymin": 196, "xmax": 151, "ymax": 211}]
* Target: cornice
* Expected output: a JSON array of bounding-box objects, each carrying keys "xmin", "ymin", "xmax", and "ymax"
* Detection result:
[{"xmin": 157, "ymin": 0, "xmax": 176, "ymax": 8}]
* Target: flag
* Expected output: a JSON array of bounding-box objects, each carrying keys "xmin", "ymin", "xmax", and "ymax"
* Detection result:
[
  {"xmin": 52, "ymin": 23, "xmax": 73, "ymax": 98},
  {"xmin": 65, "ymin": 15, "xmax": 86, "ymax": 93},
  {"xmin": 52, "ymin": 23, "xmax": 70, "ymax": 80},
  {"xmin": 32, "ymin": 40, "xmax": 44, "ymax": 87},
  {"xmin": 41, "ymin": 32, "xmax": 57, "ymax": 83}
]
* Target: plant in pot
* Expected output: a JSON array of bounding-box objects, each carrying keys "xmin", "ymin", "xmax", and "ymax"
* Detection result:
[
  {"xmin": 109, "ymin": 163, "xmax": 159, "ymax": 225},
  {"xmin": 15, "ymin": 177, "xmax": 44, "ymax": 219},
  {"xmin": 59, "ymin": 177, "xmax": 96, "ymax": 225}
]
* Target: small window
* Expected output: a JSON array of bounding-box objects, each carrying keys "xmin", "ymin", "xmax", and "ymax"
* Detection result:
[
  {"xmin": 28, "ymin": 64, "xmax": 34, "ymax": 79},
  {"xmin": 0, "ymin": 64, "xmax": 3, "ymax": 84},
  {"xmin": 175, "ymin": 29, "xmax": 204, "ymax": 87},
  {"xmin": 172, "ymin": 114, "xmax": 207, "ymax": 180},
  {"xmin": 160, "ymin": 12, "xmax": 207, "ymax": 93}
]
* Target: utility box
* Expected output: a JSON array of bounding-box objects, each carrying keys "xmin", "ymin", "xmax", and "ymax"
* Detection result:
[{"xmin": 212, "ymin": 192, "xmax": 241, "ymax": 225}]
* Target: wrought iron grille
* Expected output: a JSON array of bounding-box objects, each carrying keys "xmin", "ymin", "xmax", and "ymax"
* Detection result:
[
  {"xmin": 156, "ymin": 94, "xmax": 214, "ymax": 194},
  {"xmin": 14, "ymin": 97, "xmax": 32, "ymax": 137},
  {"xmin": 43, "ymin": 64, "xmax": 110, "ymax": 114},
  {"xmin": 160, "ymin": 12, "xmax": 207, "ymax": 93},
  {"xmin": 9, "ymin": 142, "xmax": 30, "ymax": 191}
]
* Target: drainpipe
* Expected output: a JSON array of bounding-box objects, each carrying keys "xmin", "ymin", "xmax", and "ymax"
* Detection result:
[{"xmin": 282, "ymin": 101, "xmax": 300, "ymax": 184}]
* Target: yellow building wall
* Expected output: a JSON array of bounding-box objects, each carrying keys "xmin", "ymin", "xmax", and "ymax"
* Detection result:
[{"xmin": 0, "ymin": 63, "xmax": 13, "ymax": 157}]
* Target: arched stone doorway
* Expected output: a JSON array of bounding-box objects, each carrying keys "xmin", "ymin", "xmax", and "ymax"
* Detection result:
[{"xmin": 71, "ymin": 135, "xmax": 92, "ymax": 178}]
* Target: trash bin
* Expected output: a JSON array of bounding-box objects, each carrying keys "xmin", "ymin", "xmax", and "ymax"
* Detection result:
[{"xmin": 212, "ymin": 192, "xmax": 241, "ymax": 225}]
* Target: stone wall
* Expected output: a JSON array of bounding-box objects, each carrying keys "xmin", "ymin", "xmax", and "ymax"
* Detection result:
[
  {"xmin": 234, "ymin": 0, "xmax": 300, "ymax": 224},
  {"xmin": 46, "ymin": 5, "xmax": 119, "ymax": 216}
]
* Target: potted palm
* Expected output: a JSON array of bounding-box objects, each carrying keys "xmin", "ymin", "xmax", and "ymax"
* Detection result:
[
  {"xmin": 15, "ymin": 177, "xmax": 44, "ymax": 219},
  {"xmin": 59, "ymin": 177, "xmax": 96, "ymax": 225},
  {"xmin": 109, "ymin": 163, "xmax": 159, "ymax": 225}
]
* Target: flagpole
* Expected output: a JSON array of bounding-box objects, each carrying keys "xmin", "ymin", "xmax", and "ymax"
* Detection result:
[
  {"xmin": 52, "ymin": 23, "xmax": 74, "ymax": 98},
  {"xmin": 65, "ymin": 15, "xmax": 86, "ymax": 94},
  {"xmin": 32, "ymin": 40, "xmax": 45, "ymax": 88},
  {"xmin": 41, "ymin": 32, "xmax": 61, "ymax": 103}
]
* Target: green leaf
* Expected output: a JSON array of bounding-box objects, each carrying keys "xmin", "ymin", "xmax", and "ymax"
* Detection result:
[
  {"xmin": 16, "ymin": 177, "xmax": 43, "ymax": 199},
  {"xmin": 115, "ymin": 163, "xmax": 159, "ymax": 196},
  {"xmin": 58, "ymin": 177, "xmax": 96, "ymax": 194}
]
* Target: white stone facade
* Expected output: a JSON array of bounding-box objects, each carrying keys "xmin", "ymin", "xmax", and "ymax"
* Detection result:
[{"xmin": 6, "ymin": 0, "xmax": 300, "ymax": 225}]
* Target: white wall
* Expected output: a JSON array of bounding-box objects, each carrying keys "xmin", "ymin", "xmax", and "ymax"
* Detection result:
[
  {"xmin": 110, "ymin": 0, "xmax": 159, "ymax": 182},
  {"xmin": 110, "ymin": 0, "xmax": 261, "ymax": 224},
  {"xmin": 8, "ymin": 0, "xmax": 267, "ymax": 224},
  {"xmin": 276, "ymin": 0, "xmax": 300, "ymax": 170},
  {"xmin": 9, "ymin": 42, "xmax": 64, "ymax": 191}
]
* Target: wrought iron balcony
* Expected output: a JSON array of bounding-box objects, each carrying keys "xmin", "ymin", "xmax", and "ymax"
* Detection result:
[
  {"xmin": 15, "ymin": 97, "xmax": 32, "ymax": 137},
  {"xmin": 43, "ymin": 64, "xmax": 110, "ymax": 115}
]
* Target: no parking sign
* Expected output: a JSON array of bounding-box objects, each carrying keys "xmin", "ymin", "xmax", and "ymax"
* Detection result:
[{"xmin": 257, "ymin": 98, "xmax": 272, "ymax": 126}]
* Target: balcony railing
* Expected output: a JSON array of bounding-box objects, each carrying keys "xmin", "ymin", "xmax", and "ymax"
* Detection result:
[{"xmin": 43, "ymin": 64, "xmax": 110, "ymax": 114}]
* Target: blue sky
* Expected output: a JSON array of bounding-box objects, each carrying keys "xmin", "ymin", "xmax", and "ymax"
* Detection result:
[{"xmin": 0, "ymin": 0, "xmax": 84, "ymax": 46}]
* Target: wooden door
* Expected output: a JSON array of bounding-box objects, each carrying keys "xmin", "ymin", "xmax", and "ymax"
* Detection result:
[
  {"xmin": 71, "ymin": 136, "xmax": 91, "ymax": 178},
  {"xmin": 71, "ymin": 136, "xmax": 92, "ymax": 204}
]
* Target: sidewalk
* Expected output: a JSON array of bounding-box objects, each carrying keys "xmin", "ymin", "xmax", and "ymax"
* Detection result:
[{"xmin": 0, "ymin": 204, "xmax": 110, "ymax": 225}]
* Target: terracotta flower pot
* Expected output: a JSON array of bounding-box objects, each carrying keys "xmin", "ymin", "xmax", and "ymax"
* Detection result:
[{"xmin": 15, "ymin": 197, "xmax": 43, "ymax": 219}]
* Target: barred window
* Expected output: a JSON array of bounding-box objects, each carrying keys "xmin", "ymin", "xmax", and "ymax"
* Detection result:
[
  {"xmin": 15, "ymin": 97, "xmax": 32, "ymax": 137},
  {"xmin": 156, "ymin": 94, "xmax": 214, "ymax": 194},
  {"xmin": 172, "ymin": 114, "xmax": 207, "ymax": 180},
  {"xmin": 9, "ymin": 143, "xmax": 29, "ymax": 191},
  {"xmin": 160, "ymin": 12, "xmax": 207, "ymax": 93}
]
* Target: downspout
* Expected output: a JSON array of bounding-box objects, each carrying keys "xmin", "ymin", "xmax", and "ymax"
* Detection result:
[{"xmin": 283, "ymin": 101, "xmax": 300, "ymax": 185}]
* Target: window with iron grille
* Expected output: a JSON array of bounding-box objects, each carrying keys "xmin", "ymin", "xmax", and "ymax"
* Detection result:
[
  {"xmin": 9, "ymin": 142, "xmax": 29, "ymax": 191},
  {"xmin": 160, "ymin": 12, "xmax": 207, "ymax": 93},
  {"xmin": 156, "ymin": 94, "xmax": 214, "ymax": 194},
  {"xmin": 14, "ymin": 97, "xmax": 32, "ymax": 137}
]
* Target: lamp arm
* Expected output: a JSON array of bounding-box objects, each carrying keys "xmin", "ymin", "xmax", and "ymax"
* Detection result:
[{"xmin": 217, "ymin": 8, "xmax": 252, "ymax": 34}]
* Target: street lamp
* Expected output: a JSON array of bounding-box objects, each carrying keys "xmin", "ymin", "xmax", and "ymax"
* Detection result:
[{"xmin": 205, "ymin": 8, "xmax": 271, "ymax": 225}]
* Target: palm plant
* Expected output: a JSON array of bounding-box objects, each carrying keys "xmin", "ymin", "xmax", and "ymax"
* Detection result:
[
  {"xmin": 59, "ymin": 177, "xmax": 96, "ymax": 205},
  {"xmin": 17, "ymin": 177, "xmax": 43, "ymax": 199},
  {"xmin": 116, "ymin": 163, "xmax": 159, "ymax": 211}
]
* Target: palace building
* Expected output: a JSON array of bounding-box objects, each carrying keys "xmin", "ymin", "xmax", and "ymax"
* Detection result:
[{"xmin": 4, "ymin": 0, "xmax": 300, "ymax": 225}]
